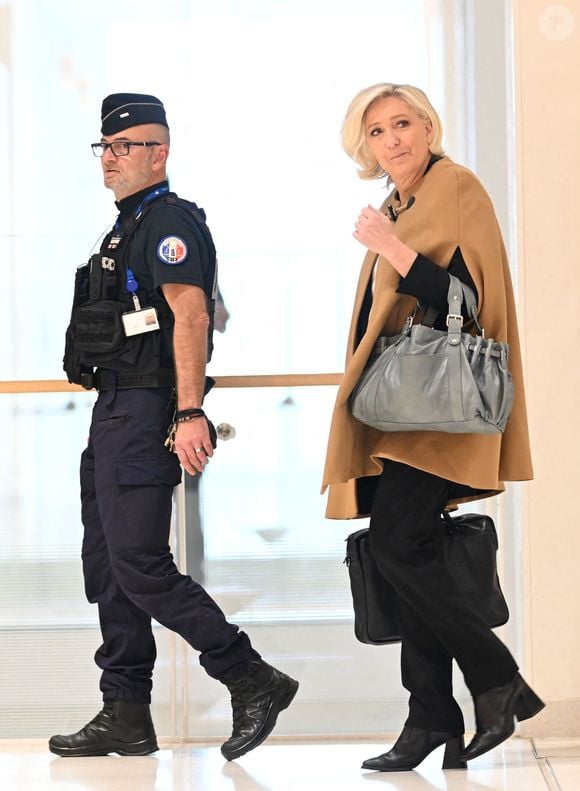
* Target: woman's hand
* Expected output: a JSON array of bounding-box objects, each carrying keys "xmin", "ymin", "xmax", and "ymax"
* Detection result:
[
  {"xmin": 353, "ymin": 205, "xmax": 397, "ymax": 257},
  {"xmin": 353, "ymin": 205, "xmax": 417, "ymax": 277}
]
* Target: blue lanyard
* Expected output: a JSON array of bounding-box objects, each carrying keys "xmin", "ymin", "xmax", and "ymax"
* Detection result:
[
  {"xmin": 134, "ymin": 185, "xmax": 170, "ymax": 219},
  {"xmin": 111, "ymin": 185, "xmax": 170, "ymax": 292},
  {"xmin": 126, "ymin": 267, "xmax": 139, "ymax": 294},
  {"xmin": 113, "ymin": 184, "xmax": 170, "ymax": 231}
]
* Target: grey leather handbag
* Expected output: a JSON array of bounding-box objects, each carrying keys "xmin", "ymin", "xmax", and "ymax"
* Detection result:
[{"xmin": 351, "ymin": 275, "xmax": 514, "ymax": 433}]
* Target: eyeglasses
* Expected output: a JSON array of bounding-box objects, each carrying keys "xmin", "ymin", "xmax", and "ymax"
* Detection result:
[{"xmin": 91, "ymin": 141, "xmax": 162, "ymax": 157}]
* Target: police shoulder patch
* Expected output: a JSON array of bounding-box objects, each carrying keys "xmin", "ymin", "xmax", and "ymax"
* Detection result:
[{"xmin": 157, "ymin": 236, "xmax": 188, "ymax": 265}]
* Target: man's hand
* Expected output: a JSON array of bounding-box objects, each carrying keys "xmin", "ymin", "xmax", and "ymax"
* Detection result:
[
  {"xmin": 161, "ymin": 281, "xmax": 215, "ymax": 475},
  {"xmin": 174, "ymin": 417, "xmax": 214, "ymax": 476}
]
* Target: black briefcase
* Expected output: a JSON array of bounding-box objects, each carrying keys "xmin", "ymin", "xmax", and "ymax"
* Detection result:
[{"xmin": 344, "ymin": 512, "xmax": 509, "ymax": 645}]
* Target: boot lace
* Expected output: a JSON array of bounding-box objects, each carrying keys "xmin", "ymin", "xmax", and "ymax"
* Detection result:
[
  {"xmin": 85, "ymin": 703, "xmax": 116, "ymax": 733},
  {"xmin": 228, "ymin": 680, "xmax": 257, "ymax": 732}
]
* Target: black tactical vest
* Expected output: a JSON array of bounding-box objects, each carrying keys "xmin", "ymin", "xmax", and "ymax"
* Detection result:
[{"xmin": 63, "ymin": 193, "xmax": 216, "ymax": 385}]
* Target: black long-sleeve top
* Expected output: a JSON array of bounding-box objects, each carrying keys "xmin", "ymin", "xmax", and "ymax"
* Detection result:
[
  {"xmin": 356, "ymin": 245, "xmax": 477, "ymax": 345},
  {"xmin": 396, "ymin": 247, "xmax": 478, "ymax": 331}
]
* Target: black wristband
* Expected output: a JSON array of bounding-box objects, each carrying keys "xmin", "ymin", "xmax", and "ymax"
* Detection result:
[{"xmin": 175, "ymin": 408, "xmax": 206, "ymax": 423}]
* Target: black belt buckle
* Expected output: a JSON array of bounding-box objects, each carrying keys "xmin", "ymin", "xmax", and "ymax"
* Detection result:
[{"xmin": 80, "ymin": 372, "xmax": 96, "ymax": 390}]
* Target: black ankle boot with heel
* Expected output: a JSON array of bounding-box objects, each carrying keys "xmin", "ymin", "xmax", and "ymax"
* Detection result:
[
  {"xmin": 461, "ymin": 673, "xmax": 545, "ymax": 761},
  {"xmin": 362, "ymin": 726, "xmax": 467, "ymax": 772}
]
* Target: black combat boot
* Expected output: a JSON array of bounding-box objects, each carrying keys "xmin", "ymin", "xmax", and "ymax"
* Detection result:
[
  {"xmin": 48, "ymin": 701, "xmax": 158, "ymax": 757},
  {"xmin": 221, "ymin": 661, "xmax": 299, "ymax": 761}
]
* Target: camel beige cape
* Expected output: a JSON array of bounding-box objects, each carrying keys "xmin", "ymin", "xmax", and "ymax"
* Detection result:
[{"xmin": 322, "ymin": 157, "xmax": 533, "ymax": 519}]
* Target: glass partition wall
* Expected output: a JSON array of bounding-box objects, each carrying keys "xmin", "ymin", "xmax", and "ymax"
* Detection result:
[
  {"xmin": 0, "ymin": 385, "xmax": 413, "ymax": 739},
  {"xmin": 0, "ymin": 0, "xmax": 520, "ymax": 740}
]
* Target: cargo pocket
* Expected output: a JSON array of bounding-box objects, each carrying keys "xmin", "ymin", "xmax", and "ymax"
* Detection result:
[
  {"xmin": 116, "ymin": 456, "xmax": 182, "ymax": 488},
  {"xmin": 113, "ymin": 456, "xmax": 182, "ymax": 545}
]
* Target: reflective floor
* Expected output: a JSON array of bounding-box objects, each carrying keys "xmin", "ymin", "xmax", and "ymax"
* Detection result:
[{"xmin": 1, "ymin": 736, "xmax": 578, "ymax": 790}]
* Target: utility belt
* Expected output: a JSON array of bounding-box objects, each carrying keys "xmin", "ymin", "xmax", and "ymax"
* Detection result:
[{"xmin": 82, "ymin": 368, "xmax": 175, "ymax": 391}]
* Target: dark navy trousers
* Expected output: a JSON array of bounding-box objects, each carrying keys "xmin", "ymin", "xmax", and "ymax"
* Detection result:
[
  {"xmin": 369, "ymin": 460, "xmax": 518, "ymax": 735},
  {"xmin": 80, "ymin": 386, "xmax": 260, "ymax": 703}
]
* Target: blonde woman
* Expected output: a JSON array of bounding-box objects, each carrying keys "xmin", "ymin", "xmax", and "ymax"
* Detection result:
[{"xmin": 322, "ymin": 83, "xmax": 544, "ymax": 772}]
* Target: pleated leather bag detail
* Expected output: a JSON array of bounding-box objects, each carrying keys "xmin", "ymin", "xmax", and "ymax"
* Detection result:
[{"xmin": 351, "ymin": 275, "xmax": 514, "ymax": 434}]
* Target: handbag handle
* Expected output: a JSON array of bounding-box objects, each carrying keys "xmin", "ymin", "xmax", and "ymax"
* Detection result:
[
  {"xmin": 415, "ymin": 275, "xmax": 482, "ymax": 335},
  {"xmin": 374, "ymin": 275, "xmax": 485, "ymax": 356},
  {"xmin": 445, "ymin": 276, "xmax": 481, "ymax": 420},
  {"xmin": 446, "ymin": 275, "xmax": 483, "ymax": 337}
]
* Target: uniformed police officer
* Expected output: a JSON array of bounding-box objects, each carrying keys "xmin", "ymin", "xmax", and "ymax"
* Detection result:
[{"xmin": 51, "ymin": 93, "xmax": 298, "ymax": 760}]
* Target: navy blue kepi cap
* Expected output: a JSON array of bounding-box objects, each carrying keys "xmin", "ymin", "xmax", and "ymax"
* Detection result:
[{"xmin": 100, "ymin": 93, "xmax": 169, "ymax": 135}]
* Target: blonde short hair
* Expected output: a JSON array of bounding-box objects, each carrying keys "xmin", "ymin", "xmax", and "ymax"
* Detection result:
[{"xmin": 341, "ymin": 83, "xmax": 445, "ymax": 181}]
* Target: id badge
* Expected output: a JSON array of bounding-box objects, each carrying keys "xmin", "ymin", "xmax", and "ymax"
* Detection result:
[{"xmin": 122, "ymin": 306, "xmax": 160, "ymax": 337}]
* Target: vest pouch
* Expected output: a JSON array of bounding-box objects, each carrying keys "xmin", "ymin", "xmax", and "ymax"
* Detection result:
[
  {"xmin": 63, "ymin": 263, "xmax": 91, "ymax": 384},
  {"xmin": 73, "ymin": 300, "xmax": 126, "ymax": 354},
  {"xmin": 63, "ymin": 321, "xmax": 84, "ymax": 384}
]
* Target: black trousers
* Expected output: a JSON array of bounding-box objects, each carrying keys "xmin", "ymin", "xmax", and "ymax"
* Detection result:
[
  {"xmin": 80, "ymin": 386, "xmax": 260, "ymax": 704},
  {"xmin": 369, "ymin": 460, "xmax": 518, "ymax": 734}
]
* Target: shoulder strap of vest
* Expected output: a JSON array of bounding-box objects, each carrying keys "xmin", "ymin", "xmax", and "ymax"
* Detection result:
[
  {"xmin": 114, "ymin": 192, "xmax": 218, "ymax": 304},
  {"xmin": 149, "ymin": 193, "xmax": 218, "ymax": 299},
  {"xmin": 162, "ymin": 194, "xmax": 216, "ymax": 257},
  {"xmin": 116, "ymin": 192, "xmax": 216, "ymax": 260}
]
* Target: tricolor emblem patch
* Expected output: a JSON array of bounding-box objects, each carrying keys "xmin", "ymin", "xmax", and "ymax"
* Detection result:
[{"xmin": 157, "ymin": 236, "xmax": 188, "ymax": 265}]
